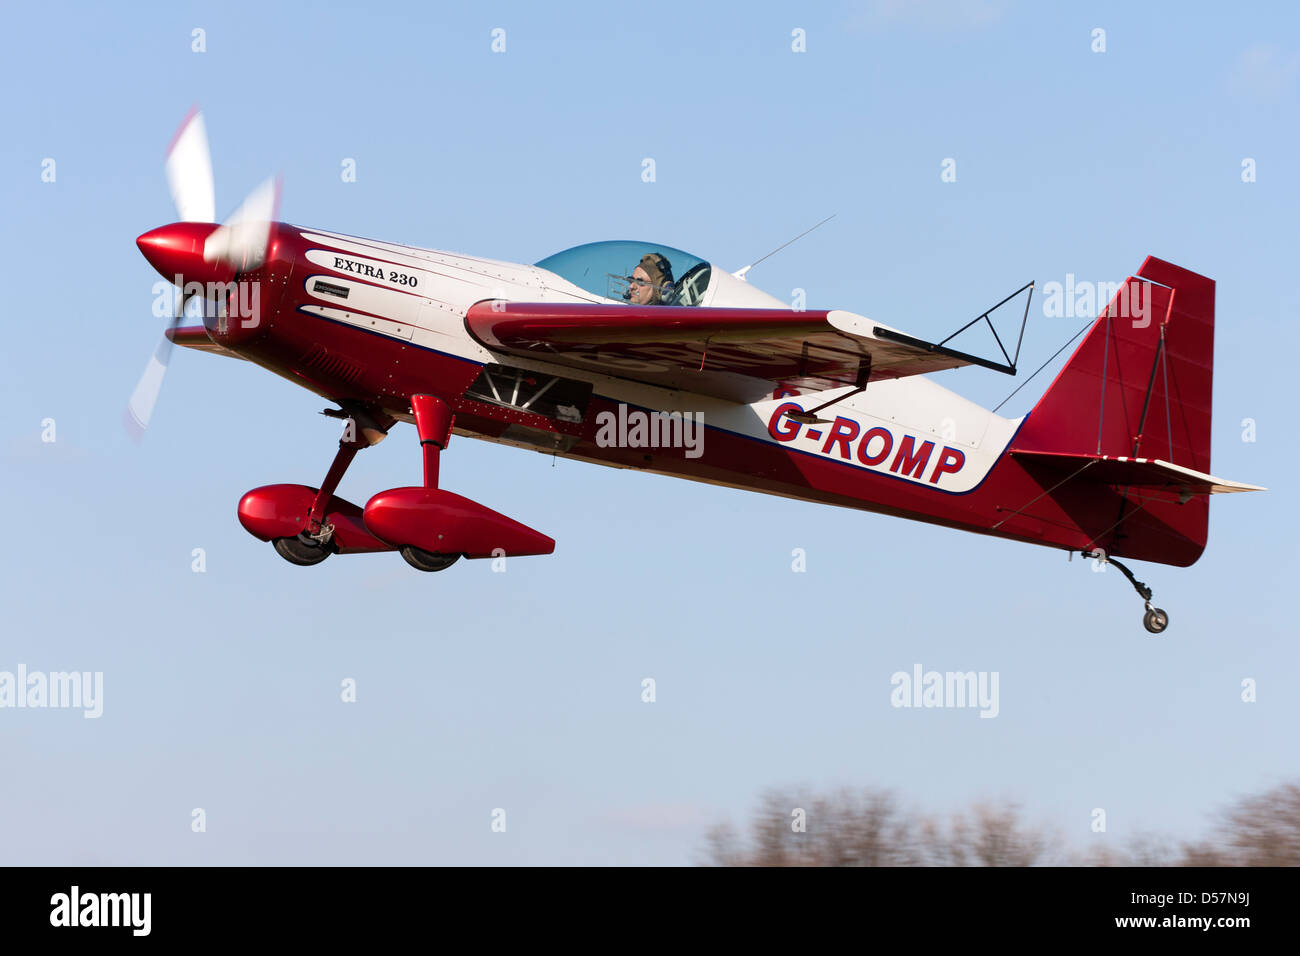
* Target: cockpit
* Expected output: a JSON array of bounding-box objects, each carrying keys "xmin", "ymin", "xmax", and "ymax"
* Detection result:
[{"xmin": 534, "ymin": 240, "xmax": 714, "ymax": 307}]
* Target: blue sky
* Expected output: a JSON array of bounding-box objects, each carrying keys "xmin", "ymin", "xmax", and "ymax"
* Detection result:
[{"xmin": 1, "ymin": 1, "xmax": 1295, "ymax": 864}]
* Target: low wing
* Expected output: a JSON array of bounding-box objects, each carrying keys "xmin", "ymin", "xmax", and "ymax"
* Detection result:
[
  {"xmin": 465, "ymin": 302, "xmax": 1003, "ymax": 403},
  {"xmin": 165, "ymin": 325, "xmax": 246, "ymax": 360}
]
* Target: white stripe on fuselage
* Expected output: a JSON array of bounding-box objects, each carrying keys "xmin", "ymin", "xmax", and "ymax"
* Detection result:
[{"xmin": 294, "ymin": 228, "xmax": 1018, "ymax": 494}]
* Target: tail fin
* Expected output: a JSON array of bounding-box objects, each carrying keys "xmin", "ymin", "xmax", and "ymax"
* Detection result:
[
  {"xmin": 1018, "ymin": 257, "xmax": 1214, "ymax": 467},
  {"xmin": 1011, "ymin": 257, "xmax": 1252, "ymax": 566}
]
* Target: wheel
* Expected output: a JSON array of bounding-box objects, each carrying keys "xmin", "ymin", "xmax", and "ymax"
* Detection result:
[
  {"xmin": 273, "ymin": 535, "xmax": 332, "ymax": 566},
  {"xmin": 400, "ymin": 545, "xmax": 461, "ymax": 572},
  {"xmin": 1143, "ymin": 607, "xmax": 1169, "ymax": 634}
]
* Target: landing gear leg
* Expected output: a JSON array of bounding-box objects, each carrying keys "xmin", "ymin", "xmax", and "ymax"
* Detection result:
[
  {"xmin": 301, "ymin": 442, "xmax": 360, "ymax": 545},
  {"xmin": 1084, "ymin": 551, "xmax": 1169, "ymax": 634},
  {"xmin": 397, "ymin": 394, "xmax": 463, "ymax": 573},
  {"xmin": 270, "ymin": 411, "xmax": 386, "ymax": 567},
  {"xmin": 411, "ymin": 392, "xmax": 454, "ymax": 490}
]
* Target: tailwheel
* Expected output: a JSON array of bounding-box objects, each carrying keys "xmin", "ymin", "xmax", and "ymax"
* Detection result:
[
  {"xmin": 399, "ymin": 545, "xmax": 461, "ymax": 573},
  {"xmin": 1083, "ymin": 550, "xmax": 1171, "ymax": 634},
  {"xmin": 1143, "ymin": 606, "xmax": 1169, "ymax": 635},
  {"xmin": 274, "ymin": 534, "xmax": 333, "ymax": 566}
]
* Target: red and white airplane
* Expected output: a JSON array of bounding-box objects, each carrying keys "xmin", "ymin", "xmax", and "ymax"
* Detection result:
[{"xmin": 131, "ymin": 111, "xmax": 1263, "ymax": 632}]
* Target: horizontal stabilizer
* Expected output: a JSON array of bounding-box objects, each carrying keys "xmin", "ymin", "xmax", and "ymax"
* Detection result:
[{"xmin": 1010, "ymin": 450, "xmax": 1265, "ymax": 496}]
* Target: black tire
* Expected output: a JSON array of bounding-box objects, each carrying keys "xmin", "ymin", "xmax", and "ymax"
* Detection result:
[
  {"xmin": 273, "ymin": 535, "xmax": 332, "ymax": 566},
  {"xmin": 1143, "ymin": 607, "xmax": 1169, "ymax": 634},
  {"xmin": 399, "ymin": 545, "xmax": 460, "ymax": 572}
]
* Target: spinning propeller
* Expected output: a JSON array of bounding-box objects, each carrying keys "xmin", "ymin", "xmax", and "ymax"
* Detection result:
[{"xmin": 126, "ymin": 108, "xmax": 281, "ymax": 438}]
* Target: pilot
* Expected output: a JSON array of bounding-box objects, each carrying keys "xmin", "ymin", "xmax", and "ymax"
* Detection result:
[{"xmin": 626, "ymin": 253, "xmax": 674, "ymax": 305}]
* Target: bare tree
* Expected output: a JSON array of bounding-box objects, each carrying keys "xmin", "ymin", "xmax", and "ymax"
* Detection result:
[
  {"xmin": 1125, "ymin": 831, "xmax": 1178, "ymax": 867},
  {"xmin": 803, "ymin": 788, "xmax": 923, "ymax": 866},
  {"xmin": 1177, "ymin": 843, "xmax": 1229, "ymax": 866},
  {"xmin": 699, "ymin": 779, "xmax": 1300, "ymax": 866},
  {"xmin": 1178, "ymin": 781, "xmax": 1300, "ymax": 866},
  {"xmin": 698, "ymin": 821, "xmax": 745, "ymax": 868},
  {"xmin": 920, "ymin": 801, "xmax": 1060, "ymax": 866},
  {"xmin": 1069, "ymin": 830, "xmax": 1178, "ymax": 867},
  {"xmin": 700, "ymin": 786, "xmax": 920, "ymax": 866}
]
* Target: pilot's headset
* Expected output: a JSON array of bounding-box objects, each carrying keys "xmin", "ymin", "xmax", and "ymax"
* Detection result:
[{"xmin": 637, "ymin": 253, "xmax": 674, "ymax": 304}]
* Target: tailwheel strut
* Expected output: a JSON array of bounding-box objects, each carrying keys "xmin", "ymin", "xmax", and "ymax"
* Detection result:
[{"xmin": 1083, "ymin": 551, "xmax": 1169, "ymax": 634}]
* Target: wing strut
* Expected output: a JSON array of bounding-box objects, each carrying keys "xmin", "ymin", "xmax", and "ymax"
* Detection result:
[
  {"xmin": 784, "ymin": 356, "xmax": 873, "ymax": 425},
  {"xmin": 873, "ymin": 280, "xmax": 1034, "ymax": 376}
]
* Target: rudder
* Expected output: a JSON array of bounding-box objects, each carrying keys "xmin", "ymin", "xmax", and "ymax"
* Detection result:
[{"xmin": 1013, "ymin": 257, "xmax": 1216, "ymax": 565}]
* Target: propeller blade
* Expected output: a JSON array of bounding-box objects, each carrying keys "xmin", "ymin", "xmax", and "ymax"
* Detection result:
[
  {"xmin": 203, "ymin": 176, "xmax": 281, "ymax": 273},
  {"xmin": 164, "ymin": 107, "xmax": 215, "ymax": 223},
  {"xmin": 124, "ymin": 291, "xmax": 190, "ymax": 441},
  {"xmin": 131, "ymin": 110, "xmax": 283, "ymax": 440},
  {"xmin": 124, "ymin": 337, "xmax": 174, "ymax": 441}
]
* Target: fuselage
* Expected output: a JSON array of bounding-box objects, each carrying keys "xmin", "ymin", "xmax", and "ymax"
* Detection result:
[{"xmin": 172, "ymin": 223, "xmax": 1194, "ymax": 564}]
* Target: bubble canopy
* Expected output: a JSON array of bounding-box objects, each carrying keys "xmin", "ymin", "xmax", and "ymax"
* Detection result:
[{"xmin": 534, "ymin": 240, "xmax": 708, "ymax": 303}]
